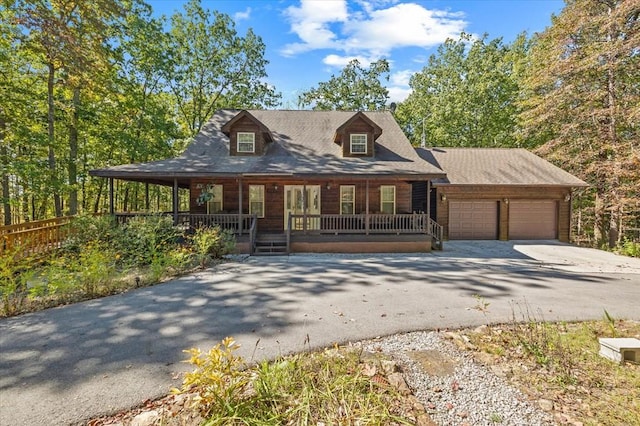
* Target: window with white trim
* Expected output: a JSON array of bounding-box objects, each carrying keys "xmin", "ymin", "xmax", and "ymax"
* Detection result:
[
  {"xmin": 237, "ymin": 132, "xmax": 255, "ymax": 153},
  {"xmin": 340, "ymin": 185, "xmax": 355, "ymax": 215},
  {"xmin": 380, "ymin": 185, "xmax": 395, "ymax": 214},
  {"xmin": 350, "ymin": 134, "xmax": 367, "ymax": 154},
  {"xmin": 249, "ymin": 185, "xmax": 265, "ymax": 218},
  {"xmin": 206, "ymin": 185, "xmax": 223, "ymax": 213}
]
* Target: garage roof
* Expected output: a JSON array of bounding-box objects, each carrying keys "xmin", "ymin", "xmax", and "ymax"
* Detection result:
[{"xmin": 418, "ymin": 147, "xmax": 588, "ymax": 187}]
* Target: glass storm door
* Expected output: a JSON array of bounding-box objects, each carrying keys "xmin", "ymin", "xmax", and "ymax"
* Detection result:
[{"xmin": 284, "ymin": 185, "xmax": 320, "ymax": 230}]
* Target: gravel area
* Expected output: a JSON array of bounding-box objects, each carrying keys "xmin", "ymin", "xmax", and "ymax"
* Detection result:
[{"xmin": 359, "ymin": 331, "xmax": 554, "ymax": 426}]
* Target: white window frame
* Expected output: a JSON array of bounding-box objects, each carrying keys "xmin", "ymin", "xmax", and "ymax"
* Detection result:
[
  {"xmin": 206, "ymin": 184, "xmax": 223, "ymax": 213},
  {"xmin": 340, "ymin": 185, "xmax": 355, "ymax": 215},
  {"xmin": 249, "ymin": 185, "xmax": 265, "ymax": 218},
  {"xmin": 237, "ymin": 132, "xmax": 255, "ymax": 153},
  {"xmin": 380, "ymin": 185, "xmax": 396, "ymax": 214},
  {"xmin": 350, "ymin": 134, "xmax": 367, "ymax": 154}
]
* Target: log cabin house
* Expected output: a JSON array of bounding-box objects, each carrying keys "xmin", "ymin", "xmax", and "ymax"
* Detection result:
[{"xmin": 90, "ymin": 109, "xmax": 586, "ymax": 254}]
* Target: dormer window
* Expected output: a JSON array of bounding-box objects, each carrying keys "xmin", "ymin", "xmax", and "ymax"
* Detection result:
[
  {"xmin": 350, "ymin": 134, "xmax": 367, "ymax": 154},
  {"xmin": 237, "ymin": 132, "xmax": 255, "ymax": 153}
]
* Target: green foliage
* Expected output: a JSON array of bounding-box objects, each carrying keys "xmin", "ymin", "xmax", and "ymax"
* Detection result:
[
  {"xmin": 166, "ymin": 0, "xmax": 280, "ymax": 137},
  {"xmin": 118, "ymin": 215, "xmax": 182, "ymax": 267},
  {"xmin": 0, "ymin": 246, "xmax": 33, "ymax": 316},
  {"xmin": 520, "ymin": 0, "xmax": 640, "ymax": 247},
  {"xmin": 298, "ymin": 59, "xmax": 390, "ymax": 111},
  {"xmin": 190, "ymin": 226, "xmax": 236, "ymax": 268},
  {"xmin": 396, "ymin": 33, "xmax": 530, "ymax": 148},
  {"xmin": 618, "ymin": 239, "xmax": 640, "ymax": 258},
  {"xmin": 174, "ymin": 338, "xmax": 414, "ymax": 424},
  {"xmin": 61, "ymin": 214, "xmax": 120, "ymax": 254}
]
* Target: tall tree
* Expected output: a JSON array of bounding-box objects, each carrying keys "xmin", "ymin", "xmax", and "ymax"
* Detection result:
[
  {"xmin": 166, "ymin": 0, "xmax": 280, "ymax": 138},
  {"xmin": 396, "ymin": 33, "xmax": 529, "ymax": 147},
  {"xmin": 520, "ymin": 0, "xmax": 639, "ymax": 247},
  {"xmin": 298, "ymin": 59, "xmax": 390, "ymax": 111},
  {"xmin": 10, "ymin": 0, "xmax": 129, "ymax": 216}
]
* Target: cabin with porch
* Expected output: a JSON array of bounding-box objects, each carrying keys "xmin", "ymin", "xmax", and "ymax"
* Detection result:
[
  {"xmin": 90, "ymin": 109, "xmax": 588, "ymax": 254},
  {"xmin": 90, "ymin": 109, "xmax": 446, "ymax": 254}
]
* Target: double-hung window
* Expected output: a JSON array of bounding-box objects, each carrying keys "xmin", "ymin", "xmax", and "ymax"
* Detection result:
[
  {"xmin": 350, "ymin": 134, "xmax": 367, "ymax": 154},
  {"xmin": 237, "ymin": 132, "xmax": 255, "ymax": 153},
  {"xmin": 380, "ymin": 185, "xmax": 396, "ymax": 214},
  {"xmin": 249, "ymin": 185, "xmax": 265, "ymax": 218},
  {"xmin": 340, "ymin": 185, "xmax": 355, "ymax": 215},
  {"xmin": 206, "ymin": 185, "xmax": 223, "ymax": 213}
]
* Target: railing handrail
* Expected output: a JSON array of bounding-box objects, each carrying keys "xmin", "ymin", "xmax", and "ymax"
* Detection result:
[
  {"xmin": 0, "ymin": 216, "xmax": 73, "ymax": 236},
  {"xmin": 289, "ymin": 213, "xmax": 433, "ymax": 235}
]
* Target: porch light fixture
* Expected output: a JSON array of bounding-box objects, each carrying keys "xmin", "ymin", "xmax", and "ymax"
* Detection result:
[
  {"xmin": 273, "ymin": 183, "xmax": 278, "ymax": 191},
  {"xmin": 326, "ymin": 183, "xmax": 332, "ymax": 190},
  {"xmin": 440, "ymin": 193, "xmax": 446, "ymax": 202},
  {"xmin": 503, "ymin": 198, "xmax": 509, "ymax": 205},
  {"xmin": 564, "ymin": 194, "xmax": 571, "ymax": 202}
]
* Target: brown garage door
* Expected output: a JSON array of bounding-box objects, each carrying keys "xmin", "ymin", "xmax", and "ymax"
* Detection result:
[
  {"xmin": 449, "ymin": 200, "xmax": 498, "ymax": 239},
  {"xmin": 509, "ymin": 200, "xmax": 557, "ymax": 239}
]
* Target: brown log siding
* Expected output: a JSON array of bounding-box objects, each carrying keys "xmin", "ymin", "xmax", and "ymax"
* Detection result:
[{"xmin": 190, "ymin": 178, "xmax": 413, "ymax": 232}]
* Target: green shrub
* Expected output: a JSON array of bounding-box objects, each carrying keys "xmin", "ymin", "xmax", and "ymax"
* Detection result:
[
  {"xmin": 61, "ymin": 214, "xmax": 120, "ymax": 255},
  {"xmin": 0, "ymin": 247, "xmax": 33, "ymax": 316},
  {"xmin": 118, "ymin": 215, "xmax": 181, "ymax": 267},
  {"xmin": 618, "ymin": 239, "xmax": 640, "ymax": 258},
  {"xmin": 190, "ymin": 226, "xmax": 236, "ymax": 268}
]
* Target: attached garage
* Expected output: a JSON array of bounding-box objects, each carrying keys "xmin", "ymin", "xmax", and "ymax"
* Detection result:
[
  {"xmin": 449, "ymin": 200, "xmax": 498, "ymax": 239},
  {"xmin": 509, "ymin": 200, "xmax": 558, "ymax": 239}
]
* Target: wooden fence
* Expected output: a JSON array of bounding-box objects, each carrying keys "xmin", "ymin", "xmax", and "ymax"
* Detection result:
[{"xmin": 1, "ymin": 217, "xmax": 73, "ymax": 257}]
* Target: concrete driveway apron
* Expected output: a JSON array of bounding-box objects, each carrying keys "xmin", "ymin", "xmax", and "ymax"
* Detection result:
[{"xmin": 1, "ymin": 241, "xmax": 639, "ymax": 425}]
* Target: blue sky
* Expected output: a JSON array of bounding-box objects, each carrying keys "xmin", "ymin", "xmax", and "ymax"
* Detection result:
[{"xmin": 148, "ymin": 0, "xmax": 565, "ymax": 106}]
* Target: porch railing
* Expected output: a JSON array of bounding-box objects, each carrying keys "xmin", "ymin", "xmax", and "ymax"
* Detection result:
[
  {"xmin": 176, "ymin": 213, "xmax": 255, "ymax": 235},
  {"xmin": 288, "ymin": 213, "xmax": 435, "ymax": 235},
  {"xmin": 1, "ymin": 217, "xmax": 73, "ymax": 257}
]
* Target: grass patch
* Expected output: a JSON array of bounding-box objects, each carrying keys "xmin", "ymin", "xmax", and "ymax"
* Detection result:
[
  {"xmin": 465, "ymin": 309, "xmax": 640, "ymax": 426},
  {"xmin": 0, "ymin": 215, "xmax": 236, "ymax": 317},
  {"xmin": 172, "ymin": 338, "xmax": 422, "ymax": 425}
]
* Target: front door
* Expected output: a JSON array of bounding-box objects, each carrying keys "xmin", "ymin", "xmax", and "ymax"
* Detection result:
[{"xmin": 284, "ymin": 185, "xmax": 321, "ymax": 230}]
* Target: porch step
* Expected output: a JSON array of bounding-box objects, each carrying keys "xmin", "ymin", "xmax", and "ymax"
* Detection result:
[{"xmin": 253, "ymin": 234, "xmax": 288, "ymax": 256}]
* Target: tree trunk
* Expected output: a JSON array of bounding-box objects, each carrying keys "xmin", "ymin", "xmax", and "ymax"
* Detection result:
[
  {"xmin": 93, "ymin": 178, "xmax": 104, "ymax": 214},
  {"xmin": 67, "ymin": 86, "xmax": 80, "ymax": 215},
  {"xmin": 594, "ymin": 189, "xmax": 606, "ymax": 247},
  {"xmin": 0, "ymin": 115, "xmax": 11, "ymax": 225},
  {"xmin": 47, "ymin": 62, "xmax": 62, "ymax": 217}
]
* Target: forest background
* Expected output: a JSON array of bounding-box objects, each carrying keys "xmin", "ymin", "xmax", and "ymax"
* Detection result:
[{"xmin": 1, "ymin": 0, "xmax": 638, "ymax": 249}]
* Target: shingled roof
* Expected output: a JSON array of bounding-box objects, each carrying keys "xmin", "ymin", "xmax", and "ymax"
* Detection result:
[
  {"xmin": 418, "ymin": 147, "xmax": 587, "ymax": 187},
  {"xmin": 90, "ymin": 109, "xmax": 445, "ymax": 185}
]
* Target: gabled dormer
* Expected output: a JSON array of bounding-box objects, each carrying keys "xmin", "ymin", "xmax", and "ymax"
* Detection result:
[
  {"xmin": 221, "ymin": 110, "xmax": 273, "ymax": 156},
  {"xmin": 334, "ymin": 112, "xmax": 382, "ymax": 158}
]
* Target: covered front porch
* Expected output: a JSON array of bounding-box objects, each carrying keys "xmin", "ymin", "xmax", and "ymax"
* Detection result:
[{"xmin": 113, "ymin": 211, "xmax": 442, "ymax": 255}]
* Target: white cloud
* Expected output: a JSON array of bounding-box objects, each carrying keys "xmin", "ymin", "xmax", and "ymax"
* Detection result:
[
  {"xmin": 390, "ymin": 69, "xmax": 413, "ymax": 87},
  {"xmin": 234, "ymin": 7, "xmax": 251, "ymax": 21},
  {"xmin": 281, "ymin": 1, "xmax": 466, "ymax": 57},
  {"xmin": 282, "ymin": 0, "xmax": 349, "ymax": 55},
  {"xmin": 322, "ymin": 53, "xmax": 377, "ymax": 67},
  {"xmin": 387, "ymin": 85, "xmax": 412, "ymax": 103}
]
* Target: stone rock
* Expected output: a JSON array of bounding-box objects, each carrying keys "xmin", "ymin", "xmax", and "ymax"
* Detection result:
[
  {"xmin": 538, "ymin": 399, "xmax": 554, "ymax": 411},
  {"xmin": 473, "ymin": 324, "xmax": 490, "ymax": 334},
  {"xmin": 131, "ymin": 410, "xmax": 160, "ymax": 426},
  {"xmin": 387, "ymin": 372, "xmax": 411, "ymax": 395}
]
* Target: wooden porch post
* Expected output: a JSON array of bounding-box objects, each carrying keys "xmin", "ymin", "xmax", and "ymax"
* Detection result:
[
  {"xmin": 302, "ymin": 182, "xmax": 307, "ymax": 234},
  {"xmin": 172, "ymin": 178, "xmax": 178, "ymax": 225},
  {"xmin": 426, "ymin": 180, "xmax": 432, "ymax": 234},
  {"xmin": 145, "ymin": 183, "xmax": 150, "ymax": 211},
  {"xmin": 238, "ymin": 178, "xmax": 243, "ymax": 235},
  {"xmin": 365, "ymin": 179, "xmax": 370, "ymax": 235},
  {"xmin": 109, "ymin": 178, "xmax": 114, "ymax": 215}
]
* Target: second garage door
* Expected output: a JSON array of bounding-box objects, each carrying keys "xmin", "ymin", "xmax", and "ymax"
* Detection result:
[
  {"xmin": 509, "ymin": 200, "xmax": 557, "ymax": 239},
  {"xmin": 449, "ymin": 200, "xmax": 498, "ymax": 239}
]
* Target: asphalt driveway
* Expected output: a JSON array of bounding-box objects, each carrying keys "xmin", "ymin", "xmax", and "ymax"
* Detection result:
[{"xmin": 1, "ymin": 241, "xmax": 639, "ymax": 425}]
